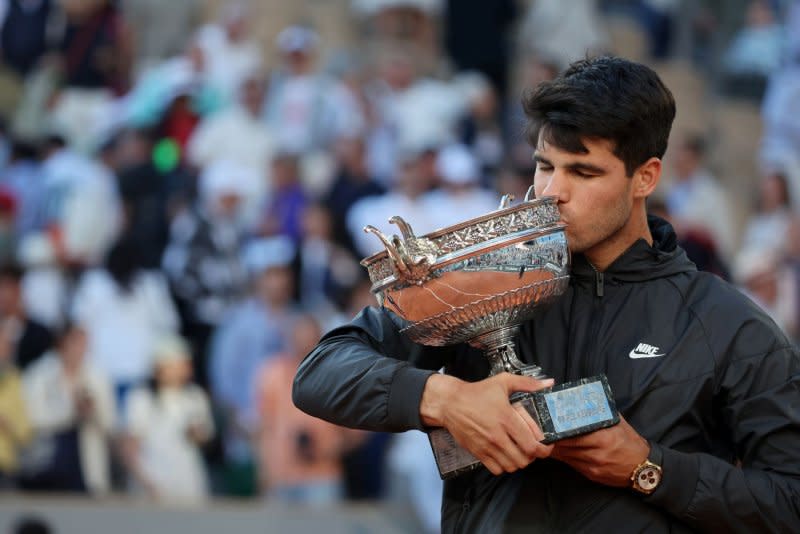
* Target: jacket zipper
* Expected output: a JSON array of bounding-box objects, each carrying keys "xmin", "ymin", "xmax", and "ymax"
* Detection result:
[
  {"xmin": 595, "ymin": 269, "xmax": 604, "ymax": 297},
  {"xmin": 584, "ymin": 264, "xmax": 605, "ymax": 376}
]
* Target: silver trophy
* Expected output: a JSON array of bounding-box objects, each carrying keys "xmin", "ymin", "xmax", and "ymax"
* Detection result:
[{"xmin": 361, "ymin": 190, "xmax": 619, "ymax": 479}]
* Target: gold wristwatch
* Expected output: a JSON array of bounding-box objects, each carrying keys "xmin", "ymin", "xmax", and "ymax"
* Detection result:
[{"xmin": 630, "ymin": 458, "xmax": 663, "ymax": 495}]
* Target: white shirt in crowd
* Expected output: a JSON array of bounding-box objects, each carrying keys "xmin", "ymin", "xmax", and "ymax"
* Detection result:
[
  {"xmin": 126, "ymin": 385, "xmax": 215, "ymax": 504},
  {"xmin": 71, "ymin": 270, "xmax": 180, "ymax": 385}
]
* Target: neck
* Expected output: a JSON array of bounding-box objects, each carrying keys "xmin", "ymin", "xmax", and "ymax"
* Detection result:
[{"xmin": 585, "ymin": 205, "xmax": 652, "ymax": 272}]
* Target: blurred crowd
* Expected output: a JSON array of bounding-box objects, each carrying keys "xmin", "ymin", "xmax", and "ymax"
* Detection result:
[{"xmin": 0, "ymin": 0, "xmax": 798, "ymax": 531}]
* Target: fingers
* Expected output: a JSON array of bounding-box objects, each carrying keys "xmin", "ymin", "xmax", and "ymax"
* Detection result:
[
  {"xmin": 511, "ymin": 403, "xmax": 554, "ymax": 457},
  {"xmin": 499, "ymin": 373, "xmax": 554, "ymax": 395},
  {"xmin": 513, "ymin": 402, "xmax": 543, "ymax": 440}
]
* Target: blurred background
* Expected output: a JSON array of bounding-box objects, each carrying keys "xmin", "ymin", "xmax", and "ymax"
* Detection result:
[{"xmin": 0, "ymin": 0, "xmax": 798, "ymax": 532}]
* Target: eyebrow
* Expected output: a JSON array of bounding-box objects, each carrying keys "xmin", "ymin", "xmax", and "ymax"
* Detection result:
[{"xmin": 533, "ymin": 153, "xmax": 607, "ymax": 175}]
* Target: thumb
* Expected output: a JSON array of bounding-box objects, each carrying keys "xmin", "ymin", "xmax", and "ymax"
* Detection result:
[{"xmin": 499, "ymin": 373, "xmax": 554, "ymax": 394}]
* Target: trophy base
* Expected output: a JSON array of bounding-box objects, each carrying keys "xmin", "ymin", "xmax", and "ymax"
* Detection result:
[{"xmin": 429, "ymin": 375, "xmax": 620, "ymax": 479}]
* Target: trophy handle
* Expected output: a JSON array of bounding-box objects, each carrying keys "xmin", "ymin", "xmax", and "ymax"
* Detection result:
[{"xmin": 524, "ymin": 185, "xmax": 536, "ymax": 202}]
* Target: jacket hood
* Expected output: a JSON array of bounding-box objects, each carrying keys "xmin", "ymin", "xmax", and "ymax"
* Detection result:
[{"xmin": 571, "ymin": 215, "xmax": 696, "ymax": 284}]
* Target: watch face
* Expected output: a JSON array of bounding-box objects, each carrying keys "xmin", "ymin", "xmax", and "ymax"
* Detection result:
[{"xmin": 636, "ymin": 465, "xmax": 662, "ymax": 492}]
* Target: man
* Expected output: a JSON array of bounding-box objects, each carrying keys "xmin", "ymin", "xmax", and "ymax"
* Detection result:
[{"xmin": 293, "ymin": 56, "xmax": 800, "ymax": 532}]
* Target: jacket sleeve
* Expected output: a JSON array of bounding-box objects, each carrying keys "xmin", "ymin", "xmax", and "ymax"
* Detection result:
[
  {"xmin": 645, "ymin": 340, "xmax": 800, "ymax": 532},
  {"xmin": 292, "ymin": 305, "xmax": 453, "ymax": 432}
]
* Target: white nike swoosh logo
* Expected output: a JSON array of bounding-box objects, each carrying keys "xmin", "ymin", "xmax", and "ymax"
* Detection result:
[{"xmin": 629, "ymin": 350, "xmax": 666, "ymax": 359}]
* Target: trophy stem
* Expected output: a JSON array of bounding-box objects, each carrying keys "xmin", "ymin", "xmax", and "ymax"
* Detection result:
[{"xmin": 471, "ymin": 327, "xmax": 547, "ymax": 379}]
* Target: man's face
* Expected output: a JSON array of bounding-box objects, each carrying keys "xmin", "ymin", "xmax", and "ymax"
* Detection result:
[{"xmin": 533, "ymin": 136, "xmax": 634, "ymax": 257}]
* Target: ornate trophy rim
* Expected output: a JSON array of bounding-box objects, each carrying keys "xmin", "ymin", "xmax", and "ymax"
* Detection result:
[{"xmin": 360, "ymin": 194, "xmax": 563, "ymax": 290}]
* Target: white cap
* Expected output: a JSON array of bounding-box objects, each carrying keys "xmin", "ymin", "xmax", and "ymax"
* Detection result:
[
  {"xmin": 200, "ymin": 159, "xmax": 260, "ymax": 200},
  {"xmin": 276, "ymin": 25, "xmax": 319, "ymax": 54},
  {"xmin": 152, "ymin": 334, "xmax": 191, "ymax": 366},
  {"xmin": 242, "ymin": 236, "xmax": 296, "ymax": 274},
  {"xmin": 436, "ymin": 144, "xmax": 480, "ymax": 185}
]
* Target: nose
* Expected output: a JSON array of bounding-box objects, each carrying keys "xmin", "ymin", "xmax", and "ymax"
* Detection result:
[{"xmin": 539, "ymin": 170, "xmax": 569, "ymax": 203}]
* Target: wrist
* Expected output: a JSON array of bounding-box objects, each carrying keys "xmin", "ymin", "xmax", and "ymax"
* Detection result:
[{"xmin": 419, "ymin": 373, "xmax": 461, "ymax": 427}]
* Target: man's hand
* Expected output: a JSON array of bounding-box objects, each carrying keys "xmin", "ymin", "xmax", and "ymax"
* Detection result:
[
  {"xmin": 420, "ymin": 373, "xmax": 554, "ymax": 475},
  {"xmin": 551, "ymin": 415, "xmax": 649, "ymax": 487}
]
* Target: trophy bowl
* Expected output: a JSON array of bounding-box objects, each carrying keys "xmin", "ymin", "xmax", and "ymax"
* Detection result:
[
  {"xmin": 360, "ymin": 190, "xmax": 620, "ymax": 479},
  {"xmin": 360, "ymin": 190, "xmax": 570, "ymax": 378}
]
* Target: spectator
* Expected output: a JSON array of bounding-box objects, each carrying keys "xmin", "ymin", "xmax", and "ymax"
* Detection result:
[
  {"xmin": 0, "ymin": 264, "xmax": 53, "ymax": 371},
  {"xmin": 422, "ymin": 143, "xmax": 498, "ymax": 230},
  {"xmin": 187, "ymin": 75, "xmax": 274, "ymax": 225},
  {"xmin": 0, "ymin": 318, "xmax": 31, "ymax": 488},
  {"xmin": 637, "ymin": 0, "xmax": 680, "ymax": 59},
  {"xmin": 663, "ymin": 134, "xmax": 737, "ymax": 261},
  {"xmin": 209, "ymin": 237, "xmax": 298, "ymax": 496},
  {"xmin": 193, "ymin": 1, "xmax": 262, "ymax": 105},
  {"xmin": 453, "ymin": 72, "xmax": 504, "ymax": 177},
  {"xmin": 293, "ymin": 202, "xmax": 361, "ymax": 325},
  {"xmin": 122, "ymin": 334, "xmax": 214, "ymax": 504},
  {"xmin": 55, "ymin": 0, "xmax": 131, "ymax": 94},
  {"xmin": 733, "ymin": 246, "xmax": 797, "ymax": 337},
  {"xmin": 39, "ymin": 134, "xmax": 122, "ymax": 268},
  {"xmin": 263, "ymin": 25, "xmax": 364, "ymax": 154},
  {"xmin": 722, "ymin": 0, "xmax": 784, "ymax": 99},
  {"xmin": 188, "ymin": 74, "xmax": 274, "ymax": 174},
  {"xmin": 324, "ymin": 136, "xmax": 386, "ymax": 253},
  {"xmin": 256, "ymin": 314, "xmax": 357, "ymax": 505},
  {"xmin": 347, "ymin": 148, "xmax": 438, "ymax": 257},
  {"xmin": 71, "ymin": 237, "xmax": 180, "ymax": 413},
  {"xmin": 20, "ymin": 322, "xmax": 115, "ymax": 495},
  {"xmin": 257, "ymin": 153, "xmax": 308, "ymax": 244},
  {"xmin": 740, "ymin": 170, "xmax": 793, "ymax": 255},
  {"xmin": 362, "ymin": 48, "xmax": 418, "ymax": 185},
  {"xmin": 113, "ymin": 129, "xmax": 172, "ymax": 269},
  {"xmin": 162, "ymin": 160, "xmax": 251, "ymax": 389}
]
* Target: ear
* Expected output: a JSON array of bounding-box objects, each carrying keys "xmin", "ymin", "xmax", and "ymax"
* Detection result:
[{"xmin": 633, "ymin": 157, "xmax": 662, "ymax": 199}]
